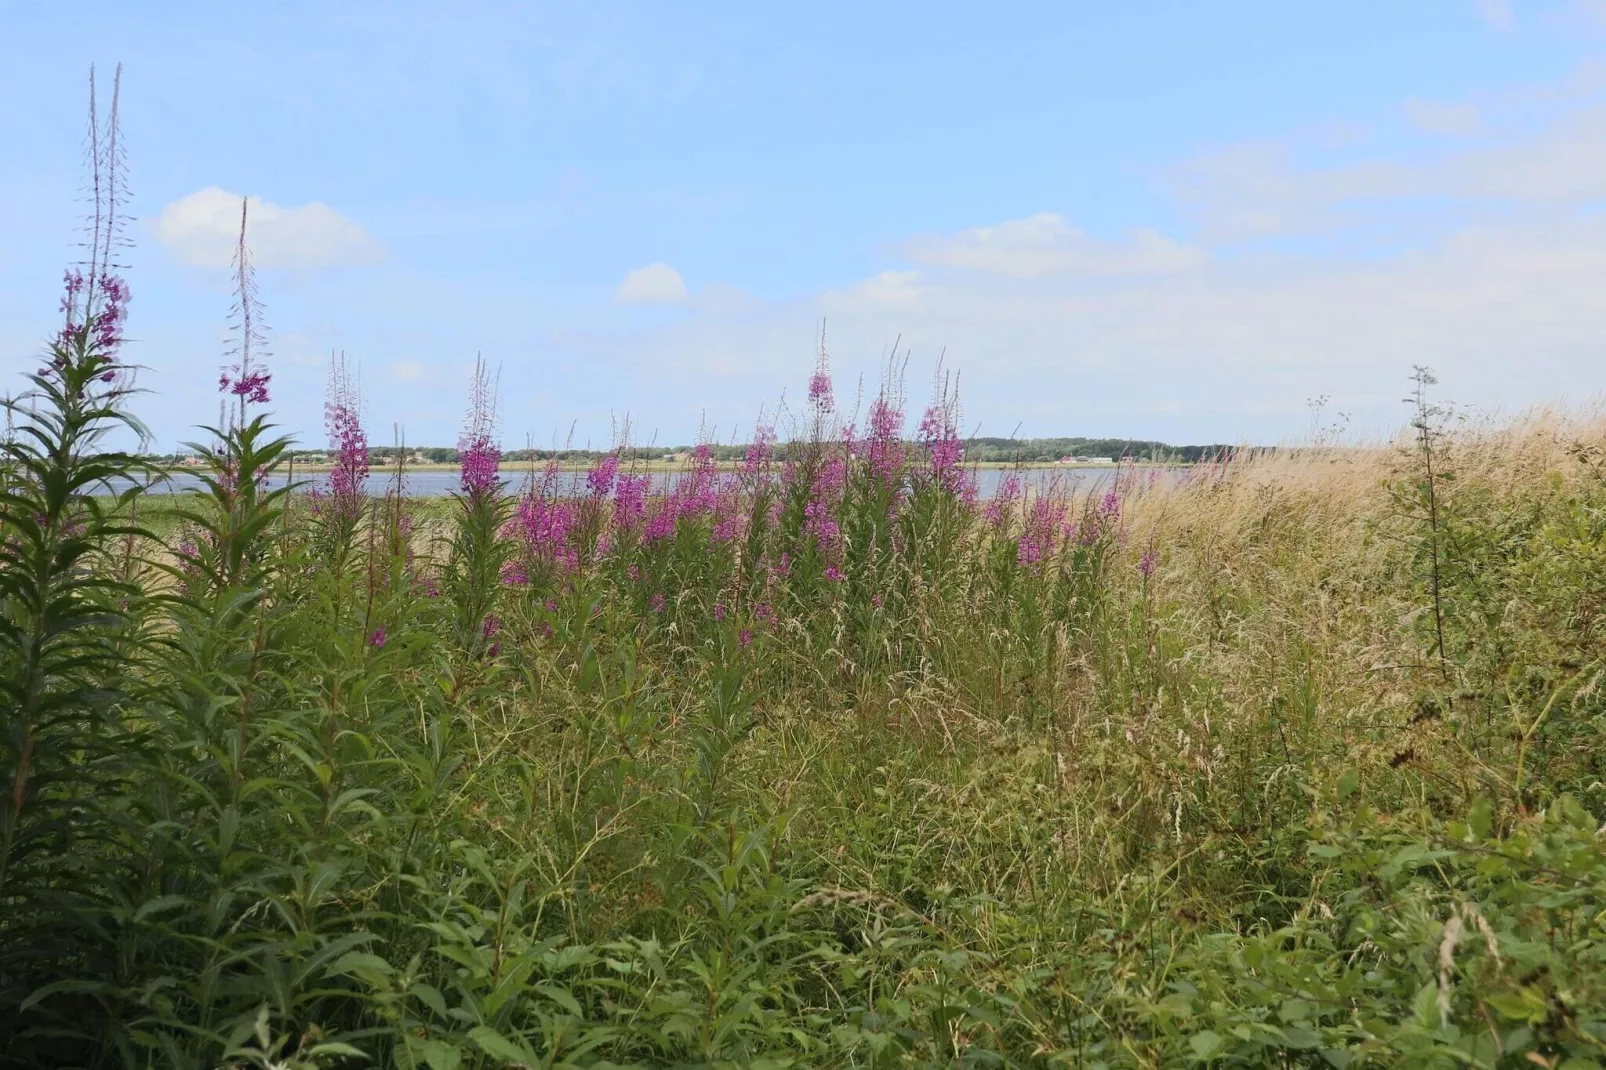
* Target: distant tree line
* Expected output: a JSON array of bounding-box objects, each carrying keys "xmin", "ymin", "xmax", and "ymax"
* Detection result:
[{"xmin": 960, "ymin": 437, "xmax": 1237, "ymax": 464}]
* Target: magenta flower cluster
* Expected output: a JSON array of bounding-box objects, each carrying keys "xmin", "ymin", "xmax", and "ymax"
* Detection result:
[
  {"xmin": 513, "ymin": 493, "xmax": 578, "ymax": 573},
  {"xmin": 1017, "ymin": 495, "xmax": 1069, "ymax": 568},
  {"xmin": 585, "ymin": 454, "xmax": 619, "ymax": 498},
  {"xmin": 431, "ymin": 358, "xmax": 1157, "ymax": 648},
  {"xmin": 60, "ymin": 270, "xmax": 130, "ymax": 355},
  {"xmin": 865, "ymin": 396, "xmax": 905, "ymax": 489},
  {"xmin": 918, "ymin": 400, "xmax": 965, "ymax": 493},
  {"xmin": 458, "ymin": 359, "xmax": 500, "ymax": 497},
  {"xmin": 324, "ymin": 355, "xmax": 368, "ymax": 518},
  {"xmin": 985, "ymin": 474, "xmax": 1022, "ymax": 529},
  {"xmin": 807, "ymin": 358, "xmax": 834, "ymax": 417},
  {"xmin": 219, "ymin": 366, "xmax": 271, "ymax": 407}
]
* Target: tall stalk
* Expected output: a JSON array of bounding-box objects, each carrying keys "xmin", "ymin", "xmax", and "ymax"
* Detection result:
[{"xmin": 1408, "ymin": 365, "xmax": 1449, "ymax": 673}]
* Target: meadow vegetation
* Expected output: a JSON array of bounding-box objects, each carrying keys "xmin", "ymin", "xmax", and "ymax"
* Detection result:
[{"xmin": 4, "ymin": 71, "xmax": 1606, "ymax": 1070}]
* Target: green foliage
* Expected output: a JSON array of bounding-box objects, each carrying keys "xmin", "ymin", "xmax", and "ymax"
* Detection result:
[{"xmin": 6, "ymin": 348, "xmax": 1606, "ymax": 1069}]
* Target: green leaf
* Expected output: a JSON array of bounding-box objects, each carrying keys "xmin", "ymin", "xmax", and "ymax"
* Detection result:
[
  {"xmin": 327, "ymin": 951, "xmax": 395, "ymax": 977},
  {"xmin": 1282, "ymin": 1025, "xmax": 1321, "ymax": 1050},
  {"xmin": 1278, "ymin": 999, "xmax": 1312, "ymax": 1023},
  {"xmin": 1412, "ymin": 982, "xmax": 1441, "ymax": 1030},
  {"xmin": 308, "ymin": 1042, "xmax": 370, "ymax": 1058},
  {"xmin": 410, "ymin": 982, "xmax": 450, "ymax": 1018},
  {"xmin": 1487, "ymin": 991, "xmax": 1542, "ymax": 1021},
  {"xmin": 420, "ymin": 1039, "xmax": 464, "ymax": 1070},
  {"xmin": 468, "ymin": 1026, "xmax": 537, "ymax": 1065},
  {"xmin": 537, "ymin": 983, "xmax": 583, "ymax": 1017},
  {"xmin": 1190, "ymin": 1029, "xmax": 1224, "ymax": 1060},
  {"xmin": 134, "ymin": 894, "xmax": 193, "ymax": 923}
]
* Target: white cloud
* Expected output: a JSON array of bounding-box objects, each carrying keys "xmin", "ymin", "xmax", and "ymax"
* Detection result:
[
  {"xmin": 1172, "ymin": 102, "xmax": 1606, "ymax": 240},
  {"xmin": 1403, "ymin": 98, "xmax": 1483, "ymax": 136},
  {"xmin": 614, "ymin": 262, "xmax": 688, "ymax": 305},
  {"xmin": 824, "ymin": 270, "xmax": 923, "ymax": 311},
  {"xmin": 1477, "ymin": 0, "xmax": 1515, "ymax": 31},
  {"xmin": 902, "ymin": 212, "xmax": 1205, "ymax": 278},
  {"xmin": 554, "ymin": 200, "xmax": 1606, "ymax": 442},
  {"xmin": 154, "ymin": 187, "xmax": 384, "ymax": 269},
  {"xmin": 567, "ymin": 72, "xmax": 1606, "ymax": 438}
]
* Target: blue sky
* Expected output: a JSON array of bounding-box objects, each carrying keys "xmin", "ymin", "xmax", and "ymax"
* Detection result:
[{"xmin": 3, "ymin": 0, "xmax": 1605, "ymax": 449}]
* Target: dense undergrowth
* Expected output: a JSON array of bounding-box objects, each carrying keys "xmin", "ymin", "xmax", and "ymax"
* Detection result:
[
  {"xmin": 5, "ymin": 312, "xmax": 1606, "ymax": 1070},
  {"xmin": 6, "ymin": 73, "xmax": 1606, "ymax": 1070}
]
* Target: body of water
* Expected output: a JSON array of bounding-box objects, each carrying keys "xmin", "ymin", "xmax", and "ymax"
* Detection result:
[{"xmin": 130, "ymin": 465, "xmax": 1180, "ymax": 498}]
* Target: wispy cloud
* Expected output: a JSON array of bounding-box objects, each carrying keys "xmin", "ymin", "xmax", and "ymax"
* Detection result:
[
  {"xmin": 154, "ymin": 187, "xmax": 385, "ymax": 270},
  {"xmin": 570, "ymin": 210, "xmax": 1600, "ymax": 439},
  {"xmin": 561, "ymin": 75, "xmax": 1606, "ymax": 439},
  {"xmin": 901, "ymin": 213, "xmax": 1204, "ymax": 278},
  {"xmin": 1172, "ymin": 97, "xmax": 1606, "ymax": 240},
  {"xmin": 614, "ymin": 262, "xmax": 688, "ymax": 305}
]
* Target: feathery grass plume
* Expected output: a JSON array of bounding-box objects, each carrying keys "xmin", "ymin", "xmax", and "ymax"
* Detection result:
[{"xmin": 217, "ymin": 197, "xmax": 271, "ymax": 425}]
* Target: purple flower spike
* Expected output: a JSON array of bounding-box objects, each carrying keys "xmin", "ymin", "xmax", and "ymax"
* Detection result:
[
  {"xmin": 586, "ymin": 454, "xmax": 619, "ymax": 498},
  {"xmin": 458, "ymin": 355, "xmax": 501, "ymax": 497},
  {"xmin": 807, "ymin": 339, "xmax": 835, "ymax": 419},
  {"xmin": 324, "ymin": 353, "xmax": 368, "ymax": 518},
  {"xmin": 217, "ymin": 198, "xmax": 272, "ymax": 420}
]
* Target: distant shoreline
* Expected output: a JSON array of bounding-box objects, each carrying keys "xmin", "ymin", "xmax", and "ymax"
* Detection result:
[{"xmin": 157, "ymin": 459, "xmax": 1167, "ymax": 476}]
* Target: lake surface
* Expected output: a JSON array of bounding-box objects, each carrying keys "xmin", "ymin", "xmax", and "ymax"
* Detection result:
[{"xmin": 131, "ymin": 465, "xmax": 1179, "ymax": 499}]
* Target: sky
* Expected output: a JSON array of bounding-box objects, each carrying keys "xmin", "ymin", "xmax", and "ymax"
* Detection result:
[{"xmin": 3, "ymin": 0, "xmax": 1606, "ymax": 450}]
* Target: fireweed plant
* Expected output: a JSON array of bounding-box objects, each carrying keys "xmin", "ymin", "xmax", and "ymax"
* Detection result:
[
  {"xmin": 0, "ymin": 63, "xmax": 148, "ymax": 902},
  {"xmin": 7, "ymin": 74, "xmax": 1606, "ymax": 1070},
  {"xmin": 445, "ymin": 355, "xmax": 510, "ymax": 661},
  {"xmin": 314, "ymin": 351, "xmax": 369, "ymax": 569}
]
